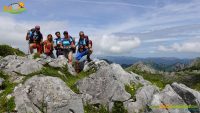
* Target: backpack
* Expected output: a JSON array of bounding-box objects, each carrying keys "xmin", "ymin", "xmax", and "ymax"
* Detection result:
[
  {"xmin": 70, "ymin": 37, "xmax": 76, "ymax": 53},
  {"xmin": 89, "ymin": 40, "xmax": 92, "ymax": 47},
  {"xmin": 27, "ymin": 28, "xmax": 42, "ymax": 43},
  {"xmin": 62, "ymin": 38, "xmax": 73, "ymax": 47}
]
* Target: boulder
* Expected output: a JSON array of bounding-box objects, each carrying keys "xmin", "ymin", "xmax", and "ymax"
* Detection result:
[
  {"xmin": 36, "ymin": 56, "xmax": 54, "ymax": 65},
  {"xmin": 0, "ymin": 55, "xmax": 43, "ymax": 75},
  {"xmin": 14, "ymin": 75, "xmax": 84, "ymax": 113},
  {"xmin": 83, "ymin": 59, "xmax": 109, "ymax": 72},
  {"xmin": 66, "ymin": 63, "xmax": 77, "ymax": 76},
  {"xmin": 77, "ymin": 63, "xmax": 150, "ymax": 106},
  {"xmin": 124, "ymin": 85, "xmax": 159, "ymax": 113},
  {"xmin": 171, "ymin": 82, "xmax": 200, "ymax": 112},
  {"xmin": 48, "ymin": 55, "xmax": 67, "ymax": 68},
  {"xmin": 131, "ymin": 61, "xmax": 157, "ymax": 74},
  {"xmin": 150, "ymin": 85, "xmax": 190, "ymax": 113}
]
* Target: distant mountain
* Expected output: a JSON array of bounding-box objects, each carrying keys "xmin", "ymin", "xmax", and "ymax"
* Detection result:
[
  {"xmin": 127, "ymin": 61, "xmax": 157, "ymax": 74},
  {"xmin": 181, "ymin": 57, "xmax": 200, "ymax": 71},
  {"xmin": 98, "ymin": 56, "xmax": 192, "ymax": 71}
]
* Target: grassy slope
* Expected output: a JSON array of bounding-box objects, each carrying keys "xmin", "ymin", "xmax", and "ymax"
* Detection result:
[
  {"xmin": 0, "ymin": 45, "xmax": 25, "ymax": 57},
  {"xmin": 126, "ymin": 67, "xmax": 172, "ymax": 89},
  {"xmin": 0, "ymin": 71, "xmax": 16, "ymax": 112},
  {"xmin": 126, "ymin": 64, "xmax": 200, "ymax": 91}
]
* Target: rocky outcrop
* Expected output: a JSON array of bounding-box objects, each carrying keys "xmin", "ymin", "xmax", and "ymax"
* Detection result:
[
  {"xmin": 14, "ymin": 75, "xmax": 84, "ymax": 113},
  {"xmin": 77, "ymin": 63, "xmax": 151, "ymax": 109},
  {"xmin": 48, "ymin": 55, "xmax": 67, "ymax": 68},
  {"xmin": 37, "ymin": 55, "xmax": 77, "ymax": 76},
  {"xmin": 130, "ymin": 61, "xmax": 157, "ymax": 74},
  {"xmin": 124, "ymin": 85, "xmax": 159, "ymax": 113},
  {"xmin": 83, "ymin": 59, "xmax": 109, "ymax": 72},
  {"xmin": 1, "ymin": 55, "xmax": 200, "ymax": 113},
  {"xmin": 0, "ymin": 55, "xmax": 43, "ymax": 75},
  {"xmin": 150, "ymin": 85, "xmax": 190, "ymax": 113},
  {"xmin": 0, "ymin": 55, "xmax": 43, "ymax": 83},
  {"xmin": 171, "ymin": 83, "xmax": 200, "ymax": 112}
]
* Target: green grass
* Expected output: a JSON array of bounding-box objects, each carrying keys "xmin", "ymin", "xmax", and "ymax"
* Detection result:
[
  {"xmin": 126, "ymin": 65, "xmax": 200, "ymax": 91},
  {"xmin": 125, "ymin": 83, "xmax": 143, "ymax": 101},
  {"xmin": 84, "ymin": 101, "xmax": 128, "ymax": 113},
  {"xmin": 126, "ymin": 68, "xmax": 172, "ymax": 89},
  {"xmin": 175, "ymin": 71, "xmax": 200, "ymax": 91},
  {"xmin": 22, "ymin": 65, "xmax": 95, "ymax": 93},
  {"xmin": 111, "ymin": 101, "xmax": 128, "ymax": 113},
  {"xmin": 33, "ymin": 53, "xmax": 41, "ymax": 59},
  {"xmin": 0, "ymin": 71, "xmax": 16, "ymax": 112},
  {"xmin": 0, "ymin": 45, "xmax": 25, "ymax": 57},
  {"xmin": 84, "ymin": 103, "xmax": 109, "ymax": 113}
]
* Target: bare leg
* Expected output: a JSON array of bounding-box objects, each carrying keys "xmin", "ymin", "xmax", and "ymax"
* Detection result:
[
  {"xmin": 75, "ymin": 60, "xmax": 80, "ymax": 73},
  {"xmin": 87, "ymin": 49, "xmax": 93, "ymax": 62},
  {"xmin": 68, "ymin": 51, "xmax": 73, "ymax": 64},
  {"xmin": 29, "ymin": 44, "xmax": 34, "ymax": 54}
]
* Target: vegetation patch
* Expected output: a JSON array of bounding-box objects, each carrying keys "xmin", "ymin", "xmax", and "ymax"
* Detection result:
[
  {"xmin": 33, "ymin": 53, "xmax": 41, "ymax": 59},
  {"xmin": 0, "ymin": 44, "xmax": 25, "ymax": 57},
  {"xmin": 22, "ymin": 65, "xmax": 96, "ymax": 93},
  {"xmin": 126, "ymin": 68, "xmax": 172, "ymax": 89},
  {"xmin": 0, "ymin": 71, "xmax": 16, "ymax": 112},
  {"xmin": 112, "ymin": 101, "xmax": 128, "ymax": 113},
  {"xmin": 125, "ymin": 83, "xmax": 143, "ymax": 101},
  {"xmin": 84, "ymin": 103, "xmax": 109, "ymax": 113}
]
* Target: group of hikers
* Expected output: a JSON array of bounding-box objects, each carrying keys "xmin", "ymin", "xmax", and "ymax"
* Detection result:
[{"xmin": 26, "ymin": 25, "xmax": 93, "ymax": 73}]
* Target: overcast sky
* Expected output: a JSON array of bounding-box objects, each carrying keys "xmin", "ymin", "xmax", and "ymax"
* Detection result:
[{"xmin": 0, "ymin": 0, "xmax": 200, "ymax": 58}]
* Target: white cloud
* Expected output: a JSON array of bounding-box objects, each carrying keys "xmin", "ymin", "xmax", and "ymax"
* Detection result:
[
  {"xmin": 93, "ymin": 34, "xmax": 141, "ymax": 55},
  {"xmin": 0, "ymin": 15, "xmax": 141, "ymax": 55},
  {"xmin": 158, "ymin": 42, "xmax": 200, "ymax": 53},
  {"xmin": 65, "ymin": 0, "xmax": 156, "ymax": 9},
  {"xmin": 0, "ymin": 15, "xmax": 69, "ymax": 52},
  {"xmin": 143, "ymin": 38, "xmax": 180, "ymax": 43}
]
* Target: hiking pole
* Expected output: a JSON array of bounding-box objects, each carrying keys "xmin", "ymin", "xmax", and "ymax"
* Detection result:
[{"xmin": 27, "ymin": 41, "xmax": 30, "ymax": 55}]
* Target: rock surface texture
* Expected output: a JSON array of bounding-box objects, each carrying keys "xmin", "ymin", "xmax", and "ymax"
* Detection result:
[
  {"xmin": 14, "ymin": 75, "xmax": 84, "ymax": 113},
  {"xmin": 0, "ymin": 55, "xmax": 200, "ymax": 113}
]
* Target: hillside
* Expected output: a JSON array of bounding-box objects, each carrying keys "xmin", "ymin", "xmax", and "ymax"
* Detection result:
[
  {"xmin": 0, "ymin": 45, "xmax": 25, "ymax": 57},
  {"xmin": 98, "ymin": 56, "xmax": 192, "ymax": 70},
  {"xmin": 126, "ymin": 60, "xmax": 200, "ymax": 91},
  {"xmin": 0, "ymin": 46, "xmax": 199, "ymax": 113}
]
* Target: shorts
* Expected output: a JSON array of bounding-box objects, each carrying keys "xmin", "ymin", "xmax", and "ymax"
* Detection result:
[
  {"xmin": 76, "ymin": 49, "xmax": 89, "ymax": 61},
  {"xmin": 63, "ymin": 48, "xmax": 73, "ymax": 58},
  {"xmin": 30, "ymin": 43, "xmax": 42, "ymax": 54},
  {"xmin": 56, "ymin": 48, "xmax": 63, "ymax": 57}
]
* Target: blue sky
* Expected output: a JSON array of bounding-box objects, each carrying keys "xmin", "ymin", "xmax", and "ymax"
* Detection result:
[{"xmin": 0, "ymin": 0, "xmax": 200, "ymax": 58}]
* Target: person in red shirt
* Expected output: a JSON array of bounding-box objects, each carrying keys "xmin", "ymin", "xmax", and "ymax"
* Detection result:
[{"xmin": 43, "ymin": 34, "xmax": 55, "ymax": 58}]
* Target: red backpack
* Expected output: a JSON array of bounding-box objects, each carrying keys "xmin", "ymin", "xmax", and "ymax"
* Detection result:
[{"xmin": 84, "ymin": 36, "xmax": 92, "ymax": 47}]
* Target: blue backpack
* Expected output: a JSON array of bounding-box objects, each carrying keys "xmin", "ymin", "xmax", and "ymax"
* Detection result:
[{"xmin": 62, "ymin": 37, "xmax": 73, "ymax": 47}]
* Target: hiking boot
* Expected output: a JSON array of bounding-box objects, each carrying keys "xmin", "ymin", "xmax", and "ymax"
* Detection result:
[
  {"xmin": 75, "ymin": 62, "xmax": 80, "ymax": 73},
  {"xmin": 87, "ymin": 55, "xmax": 92, "ymax": 62}
]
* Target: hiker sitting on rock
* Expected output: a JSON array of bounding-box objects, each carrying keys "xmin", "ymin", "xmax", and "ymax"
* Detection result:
[
  {"xmin": 61, "ymin": 31, "xmax": 75, "ymax": 64},
  {"xmin": 43, "ymin": 34, "xmax": 55, "ymax": 58},
  {"xmin": 54, "ymin": 31, "xmax": 63, "ymax": 57},
  {"xmin": 26, "ymin": 25, "xmax": 43, "ymax": 54},
  {"xmin": 75, "ymin": 31, "xmax": 93, "ymax": 73}
]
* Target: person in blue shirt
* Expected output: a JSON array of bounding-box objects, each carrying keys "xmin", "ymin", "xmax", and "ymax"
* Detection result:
[
  {"xmin": 61, "ymin": 31, "xmax": 75, "ymax": 64},
  {"xmin": 54, "ymin": 31, "xmax": 63, "ymax": 57},
  {"xmin": 75, "ymin": 31, "xmax": 93, "ymax": 73}
]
